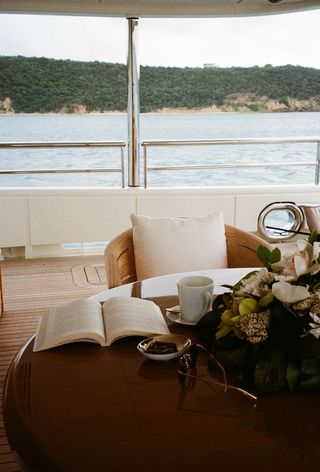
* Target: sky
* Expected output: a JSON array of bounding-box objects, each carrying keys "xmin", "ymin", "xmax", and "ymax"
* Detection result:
[{"xmin": 0, "ymin": 9, "xmax": 320, "ymax": 69}]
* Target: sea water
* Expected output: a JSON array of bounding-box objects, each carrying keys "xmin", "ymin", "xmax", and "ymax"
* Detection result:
[{"xmin": 0, "ymin": 111, "xmax": 320, "ymax": 187}]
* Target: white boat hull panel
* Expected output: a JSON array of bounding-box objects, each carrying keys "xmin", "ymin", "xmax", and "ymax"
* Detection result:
[{"xmin": 1, "ymin": 185, "xmax": 320, "ymax": 257}]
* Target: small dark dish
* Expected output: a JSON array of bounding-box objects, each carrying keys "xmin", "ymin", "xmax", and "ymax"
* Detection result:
[{"xmin": 137, "ymin": 334, "xmax": 191, "ymax": 361}]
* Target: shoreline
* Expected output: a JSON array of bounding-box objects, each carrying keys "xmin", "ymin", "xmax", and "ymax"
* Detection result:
[
  {"xmin": 1, "ymin": 108, "xmax": 319, "ymax": 117},
  {"xmin": 2, "ymin": 93, "xmax": 320, "ymax": 115}
]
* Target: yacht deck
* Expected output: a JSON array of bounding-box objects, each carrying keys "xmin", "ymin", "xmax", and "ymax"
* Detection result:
[{"xmin": 0, "ymin": 254, "xmax": 106, "ymax": 471}]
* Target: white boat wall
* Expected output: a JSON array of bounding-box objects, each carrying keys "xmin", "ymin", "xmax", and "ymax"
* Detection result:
[{"xmin": 1, "ymin": 184, "xmax": 320, "ymax": 258}]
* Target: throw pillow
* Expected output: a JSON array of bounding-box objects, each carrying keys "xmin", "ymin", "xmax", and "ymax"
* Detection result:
[{"xmin": 130, "ymin": 213, "xmax": 227, "ymax": 280}]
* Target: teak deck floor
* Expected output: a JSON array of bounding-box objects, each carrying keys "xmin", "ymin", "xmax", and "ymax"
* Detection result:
[{"xmin": 0, "ymin": 254, "xmax": 107, "ymax": 471}]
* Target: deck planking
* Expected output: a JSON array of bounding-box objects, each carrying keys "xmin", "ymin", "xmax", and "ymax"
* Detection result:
[{"xmin": 0, "ymin": 254, "xmax": 107, "ymax": 471}]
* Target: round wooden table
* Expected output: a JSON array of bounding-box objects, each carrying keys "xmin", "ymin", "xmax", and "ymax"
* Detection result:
[{"xmin": 3, "ymin": 268, "xmax": 320, "ymax": 472}]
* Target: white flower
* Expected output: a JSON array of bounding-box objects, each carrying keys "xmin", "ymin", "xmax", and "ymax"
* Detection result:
[
  {"xmin": 271, "ymin": 239, "xmax": 320, "ymax": 281},
  {"xmin": 309, "ymin": 312, "xmax": 320, "ymax": 339},
  {"xmin": 236, "ymin": 268, "xmax": 274, "ymax": 298},
  {"xmin": 272, "ymin": 280, "xmax": 310, "ymax": 304}
]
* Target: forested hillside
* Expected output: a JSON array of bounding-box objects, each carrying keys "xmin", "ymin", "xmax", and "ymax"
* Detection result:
[{"xmin": 0, "ymin": 55, "xmax": 320, "ymax": 113}]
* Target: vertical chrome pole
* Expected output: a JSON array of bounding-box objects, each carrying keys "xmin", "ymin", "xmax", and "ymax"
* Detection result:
[
  {"xmin": 315, "ymin": 141, "xmax": 320, "ymax": 185},
  {"xmin": 127, "ymin": 18, "xmax": 140, "ymax": 187},
  {"xmin": 143, "ymin": 144, "xmax": 147, "ymax": 188}
]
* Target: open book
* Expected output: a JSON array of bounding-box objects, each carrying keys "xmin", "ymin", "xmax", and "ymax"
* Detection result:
[{"xmin": 33, "ymin": 296, "xmax": 170, "ymax": 352}]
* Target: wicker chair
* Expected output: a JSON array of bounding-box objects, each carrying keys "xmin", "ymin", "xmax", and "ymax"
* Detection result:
[{"xmin": 104, "ymin": 225, "xmax": 272, "ymax": 289}]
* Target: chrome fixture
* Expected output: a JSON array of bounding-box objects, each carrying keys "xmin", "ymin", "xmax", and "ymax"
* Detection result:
[
  {"xmin": 0, "ymin": 141, "xmax": 126, "ymax": 187},
  {"xmin": 142, "ymin": 136, "xmax": 320, "ymax": 188},
  {"xmin": 1, "ymin": 136, "xmax": 320, "ymax": 189},
  {"xmin": 127, "ymin": 18, "xmax": 140, "ymax": 187},
  {"xmin": 258, "ymin": 201, "xmax": 320, "ymax": 241}
]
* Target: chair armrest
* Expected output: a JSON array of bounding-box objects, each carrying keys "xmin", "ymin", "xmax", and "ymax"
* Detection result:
[
  {"xmin": 104, "ymin": 228, "xmax": 137, "ymax": 289},
  {"xmin": 225, "ymin": 224, "xmax": 272, "ymax": 268},
  {"xmin": 0, "ymin": 263, "xmax": 2, "ymax": 315}
]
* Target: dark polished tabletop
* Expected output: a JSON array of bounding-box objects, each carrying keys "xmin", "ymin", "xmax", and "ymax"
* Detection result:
[{"xmin": 3, "ymin": 269, "xmax": 320, "ymax": 472}]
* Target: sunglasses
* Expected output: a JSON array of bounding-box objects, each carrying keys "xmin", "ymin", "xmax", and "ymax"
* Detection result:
[{"xmin": 178, "ymin": 343, "xmax": 257, "ymax": 402}]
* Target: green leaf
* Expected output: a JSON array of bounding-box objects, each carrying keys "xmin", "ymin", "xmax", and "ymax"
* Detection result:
[
  {"xmin": 298, "ymin": 374, "xmax": 320, "ymax": 393},
  {"xmin": 297, "ymin": 334, "xmax": 320, "ymax": 359},
  {"xmin": 268, "ymin": 300, "xmax": 309, "ymax": 350},
  {"xmin": 214, "ymin": 344, "xmax": 249, "ymax": 371},
  {"xmin": 197, "ymin": 294, "xmax": 225, "ymax": 326},
  {"xmin": 286, "ymin": 362, "xmax": 302, "ymax": 392},
  {"xmin": 196, "ymin": 295, "xmax": 226, "ymax": 348},
  {"xmin": 231, "ymin": 270, "xmax": 258, "ymax": 292},
  {"xmin": 308, "ymin": 230, "xmax": 318, "ymax": 246},
  {"xmin": 254, "ymin": 346, "xmax": 288, "ymax": 393},
  {"xmin": 257, "ymin": 246, "xmax": 281, "ymax": 269},
  {"xmin": 269, "ymin": 247, "xmax": 281, "ymax": 264},
  {"xmin": 216, "ymin": 333, "xmax": 246, "ymax": 351},
  {"xmin": 257, "ymin": 246, "xmax": 272, "ymax": 268},
  {"xmin": 301, "ymin": 357, "xmax": 320, "ymax": 375}
]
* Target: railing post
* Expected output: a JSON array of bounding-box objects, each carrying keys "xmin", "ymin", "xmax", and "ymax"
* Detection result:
[
  {"xmin": 127, "ymin": 18, "xmax": 140, "ymax": 187},
  {"xmin": 143, "ymin": 144, "xmax": 147, "ymax": 188},
  {"xmin": 315, "ymin": 141, "xmax": 320, "ymax": 185}
]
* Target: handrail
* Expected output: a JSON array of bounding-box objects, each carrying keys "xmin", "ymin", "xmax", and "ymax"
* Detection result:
[
  {"xmin": 142, "ymin": 136, "xmax": 320, "ymax": 188},
  {"xmin": 1, "ymin": 137, "xmax": 320, "ymax": 189},
  {"xmin": 0, "ymin": 141, "xmax": 126, "ymax": 148},
  {"xmin": 0, "ymin": 141, "xmax": 126, "ymax": 188},
  {"xmin": 142, "ymin": 137, "xmax": 320, "ymax": 146}
]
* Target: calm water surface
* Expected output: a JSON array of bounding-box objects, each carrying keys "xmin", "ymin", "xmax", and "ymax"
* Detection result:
[{"xmin": 1, "ymin": 112, "xmax": 320, "ymax": 187}]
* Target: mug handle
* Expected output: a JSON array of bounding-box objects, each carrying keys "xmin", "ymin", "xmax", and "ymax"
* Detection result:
[{"xmin": 200, "ymin": 291, "xmax": 213, "ymax": 317}]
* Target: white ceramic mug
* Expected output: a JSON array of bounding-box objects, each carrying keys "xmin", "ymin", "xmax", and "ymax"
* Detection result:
[{"xmin": 177, "ymin": 275, "xmax": 214, "ymax": 323}]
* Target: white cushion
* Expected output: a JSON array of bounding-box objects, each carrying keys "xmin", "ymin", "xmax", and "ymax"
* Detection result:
[{"xmin": 130, "ymin": 213, "xmax": 228, "ymax": 280}]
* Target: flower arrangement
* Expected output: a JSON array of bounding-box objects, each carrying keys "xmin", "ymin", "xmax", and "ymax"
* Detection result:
[{"xmin": 198, "ymin": 232, "xmax": 320, "ymax": 394}]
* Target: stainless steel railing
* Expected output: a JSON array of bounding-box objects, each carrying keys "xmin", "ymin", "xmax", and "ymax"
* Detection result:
[
  {"xmin": 142, "ymin": 137, "xmax": 320, "ymax": 188},
  {"xmin": 0, "ymin": 141, "xmax": 126, "ymax": 188},
  {"xmin": 1, "ymin": 136, "xmax": 320, "ymax": 189}
]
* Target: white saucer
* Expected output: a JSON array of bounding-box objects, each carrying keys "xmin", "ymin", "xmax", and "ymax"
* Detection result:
[
  {"xmin": 166, "ymin": 306, "xmax": 198, "ymax": 326},
  {"xmin": 137, "ymin": 334, "xmax": 191, "ymax": 361}
]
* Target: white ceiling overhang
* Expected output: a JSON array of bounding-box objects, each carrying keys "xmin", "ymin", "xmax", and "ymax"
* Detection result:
[{"xmin": 0, "ymin": 0, "xmax": 320, "ymax": 18}]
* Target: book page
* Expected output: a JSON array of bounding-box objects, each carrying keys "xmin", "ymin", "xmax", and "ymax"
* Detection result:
[
  {"xmin": 102, "ymin": 296, "xmax": 170, "ymax": 346},
  {"xmin": 33, "ymin": 298, "xmax": 106, "ymax": 352}
]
